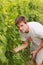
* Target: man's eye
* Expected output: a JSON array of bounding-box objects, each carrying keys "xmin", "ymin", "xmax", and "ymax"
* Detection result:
[{"xmin": 21, "ymin": 25, "xmax": 23, "ymax": 26}]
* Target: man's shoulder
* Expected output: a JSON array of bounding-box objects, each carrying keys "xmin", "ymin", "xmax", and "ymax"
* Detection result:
[
  {"xmin": 27, "ymin": 21, "xmax": 42, "ymax": 27},
  {"xmin": 27, "ymin": 21, "xmax": 41, "ymax": 25}
]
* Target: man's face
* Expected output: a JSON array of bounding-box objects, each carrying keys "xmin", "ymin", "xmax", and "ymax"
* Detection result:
[{"xmin": 17, "ymin": 21, "xmax": 29, "ymax": 33}]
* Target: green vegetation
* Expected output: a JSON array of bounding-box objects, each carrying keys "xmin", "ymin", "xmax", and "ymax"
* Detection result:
[{"xmin": 0, "ymin": 0, "xmax": 43, "ymax": 65}]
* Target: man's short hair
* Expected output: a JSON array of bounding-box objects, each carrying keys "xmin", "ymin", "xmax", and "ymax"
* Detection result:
[{"xmin": 15, "ymin": 16, "xmax": 27, "ymax": 26}]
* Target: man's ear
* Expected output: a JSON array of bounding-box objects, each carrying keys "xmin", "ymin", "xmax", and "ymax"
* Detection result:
[{"xmin": 24, "ymin": 21, "xmax": 27, "ymax": 24}]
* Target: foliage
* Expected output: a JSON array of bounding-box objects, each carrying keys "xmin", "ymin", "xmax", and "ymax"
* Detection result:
[{"xmin": 0, "ymin": 0, "xmax": 43, "ymax": 65}]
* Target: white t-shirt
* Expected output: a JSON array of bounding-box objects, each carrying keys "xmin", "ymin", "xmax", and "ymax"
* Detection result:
[{"xmin": 19, "ymin": 22, "xmax": 43, "ymax": 50}]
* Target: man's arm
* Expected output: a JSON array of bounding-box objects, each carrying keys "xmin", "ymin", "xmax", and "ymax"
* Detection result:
[
  {"xmin": 13, "ymin": 41, "xmax": 28, "ymax": 53},
  {"xmin": 31, "ymin": 38, "xmax": 43, "ymax": 59},
  {"xmin": 35, "ymin": 38, "xmax": 43, "ymax": 53}
]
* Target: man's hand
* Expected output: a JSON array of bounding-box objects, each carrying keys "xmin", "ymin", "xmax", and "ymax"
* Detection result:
[
  {"xmin": 13, "ymin": 47, "xmax": 20, "ymax": 53},
  {"xmin": 31, "ymin": 50, "xmax": 37, "ymax": 60},
  {"xmin": 7, "ymin": 48, "xmax": 19, "ymax": 53}
]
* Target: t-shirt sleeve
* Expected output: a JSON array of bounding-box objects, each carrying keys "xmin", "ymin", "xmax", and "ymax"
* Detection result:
[
  {"xmin": 35, "ymin": 25, "xmax": 43, "ymax": 38},
  {"xmin": 37, "ymin": 30, "xmax": 43, "ymax": 38},
  {"xmin": 20, "ymin": 32, "xmax": 27, "ymax": 41}
]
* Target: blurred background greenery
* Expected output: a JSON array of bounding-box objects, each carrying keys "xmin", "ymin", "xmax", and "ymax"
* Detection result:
[{"xmin": 0, "ymin": 0, "xmax": 43, "ymax": 65}]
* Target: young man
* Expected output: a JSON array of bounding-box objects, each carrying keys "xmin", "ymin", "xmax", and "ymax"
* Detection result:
[{"xmin": 13, "ymin": 16, "xmax": 43, "ymax": 65}]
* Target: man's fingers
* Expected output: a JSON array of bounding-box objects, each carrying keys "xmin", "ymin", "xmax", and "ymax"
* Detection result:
[{"xmin": 8, "ymin": 50, "xmax": 16, "ymax": 53}]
